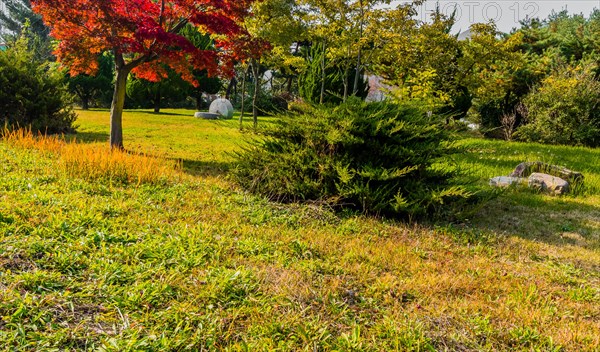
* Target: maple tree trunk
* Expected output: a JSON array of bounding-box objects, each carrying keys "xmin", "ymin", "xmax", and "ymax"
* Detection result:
[{"xmin": 110, "ymin": 68, "xmax": 129, "ymax": 150}]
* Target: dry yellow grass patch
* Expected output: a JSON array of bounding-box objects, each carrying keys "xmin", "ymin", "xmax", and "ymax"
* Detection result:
[
  {"xmin": 2, "ymin": 127, "xmax": 64, "ymax": 153},
  {"xmin": 2, "ymin": 128, "xmax": 181, "ymax": 184}
]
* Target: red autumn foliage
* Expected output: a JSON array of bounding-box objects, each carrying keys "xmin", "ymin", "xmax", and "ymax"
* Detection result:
[
  {"xmin": 31, "ymin": 0, "xmax": 271, "ymax": 149},
  {"xmin": 31, "ymin": 0, "xmax": 258, "ymax": 86}
]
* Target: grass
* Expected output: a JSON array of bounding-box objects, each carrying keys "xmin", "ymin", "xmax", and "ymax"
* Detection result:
[
  {"xmin": 456, "ymin": 138, "xmax": 600, "ymax": 247},
  {"xmin": 71, "ymin": 109, "xmax": 274, "ymax": 175},
  {"xmin": 0, "ymin": 109, "xmax": 598, "ymax": 351},
  {"xmin": 3, "ymin": 128, "xmax": 181, "ymax": 185}
]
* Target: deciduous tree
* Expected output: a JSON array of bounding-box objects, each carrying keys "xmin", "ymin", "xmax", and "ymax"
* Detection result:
[
  {"xmin": 245, "ymin": 0, "xmax": 308, "ymax": 96},
  {"xmin": 32, "ymin": 0, "xmax": 255, "ymax": 149},
  {"xmin": 68, "ymin": 53, "xmax": 114, "ymax": 110}
]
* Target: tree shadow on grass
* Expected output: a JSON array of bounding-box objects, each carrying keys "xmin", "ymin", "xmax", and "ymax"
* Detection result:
[
  {"xmin": 61, "ymin": 132, "xmax": 232, "ymax": 177},
  {"xmin": 178, "ymin": 159, "xmax": 233, "ymax": 178},
  {"xmin": 64, "ymin": 131, "xmax": 110, "ymax": 144},
  {"xmin": 465, "ymin": 191, "xmax": 600, "ymax": 250},
  {"xmin": 461, "ymin": 140, "xmax": 600, "ymax": 174},
  {"xmin": 131, "ymin": 110, "xmax": 191, "ymax": 117},
  {"xmin": 457, "ymin": 156, "xmax": 519, "ymax": 176}
]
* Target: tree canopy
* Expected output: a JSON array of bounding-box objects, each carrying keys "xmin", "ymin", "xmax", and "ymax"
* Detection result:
[{"xmin": 32, "ymin": 0, "xmax": 257, "ymax": 148}]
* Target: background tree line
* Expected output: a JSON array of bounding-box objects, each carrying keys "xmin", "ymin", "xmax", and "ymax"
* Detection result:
[{"xmin": 1, "ymin": 0, "xmax": 600, "ymax": 146}]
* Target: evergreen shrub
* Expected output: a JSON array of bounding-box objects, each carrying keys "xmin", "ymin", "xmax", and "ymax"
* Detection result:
[
  {"xmin": 232, "ymin": 98, "xmax": 473, "ymax": 218},
  {"xmin": 0, "ymin": 35, "xmax": 76, "ymax": 133}
]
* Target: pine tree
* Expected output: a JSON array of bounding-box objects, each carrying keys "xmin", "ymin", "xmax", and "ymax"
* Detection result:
[{"xmin": 0, "ymin": 0, "xmax": 52, "ymax": 61}]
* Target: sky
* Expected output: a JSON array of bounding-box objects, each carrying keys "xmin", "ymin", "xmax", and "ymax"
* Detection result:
[{"xmin": 399, "ymin": 0, "xmax": 600, "ymax": 33}]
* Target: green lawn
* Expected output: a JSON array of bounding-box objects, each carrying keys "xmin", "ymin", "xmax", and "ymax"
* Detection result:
[
  {"xmin": 72, "ymin": 109, "xmax": 280, "ymax": 177},
  {"xmin": 0, "ymin": 109, "xmax": 598, "ymax": 351}
]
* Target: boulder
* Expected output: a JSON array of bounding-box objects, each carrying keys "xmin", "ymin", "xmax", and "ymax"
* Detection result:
[
  {"xmin": 510, "ymin": 161, "xmax": 583, "ymax": 185},
  {"xmin": 489, "ymin": 176, "xmax": 527, "ymax": 188},
  {"xmin": 209, "ymin": 98, "xmax": 234, "ymax": 119},
  {"xmin": 194, "ymin": 112, "xmax": 219, "ymax": 120},
  {"xmin": 528, "ymin": 173, "xmax": 570, "ymax": 195}
]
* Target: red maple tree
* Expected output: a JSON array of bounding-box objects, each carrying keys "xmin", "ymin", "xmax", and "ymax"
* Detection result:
[{"xmin": 32, "ymin": 0, "xmax": 256, "ymax": 148}]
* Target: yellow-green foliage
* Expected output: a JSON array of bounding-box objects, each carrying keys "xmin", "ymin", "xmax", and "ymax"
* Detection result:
[
  {"xmin": 517, "ymin": 62, "xmax": 600, "ymax": 146},
  {"xmin": 2, "ymin": 128, "xmax": 181, "ymax": 184},
  {"xmin": 388, "ymin": 69, "xmax": 450, "ymax": 111}
]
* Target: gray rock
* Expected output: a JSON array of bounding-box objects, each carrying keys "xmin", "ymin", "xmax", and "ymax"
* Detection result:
[
  {"xmin": 528, "ymin": 173, "xmax": 570, "ymax": 195},
  {"xmin": 209, "ymin": 98, "xmax": 234, "ymax": 119},
  {"xmin": 194, "ymin": 112, "xmax": 220, "ymax": 120},
  {"xmin": 510, "ymin": 161, "xmax": 583, "ymax": 185},
  {"xmin": 489, "ymin": 176, "xmax": 527, "ymax": 188}
]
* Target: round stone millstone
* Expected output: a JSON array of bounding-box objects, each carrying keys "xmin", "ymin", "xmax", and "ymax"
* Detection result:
[{"xmin": 209, "ymin": 98, "xmax": 234, "ymax": 119}]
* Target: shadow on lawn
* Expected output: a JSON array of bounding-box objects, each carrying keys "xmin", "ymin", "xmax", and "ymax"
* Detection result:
[
  {"xmin": 62, "ymin": 131, "xmax": 232, "ymax": 177},
  {"xmin": 463, "ymin": 140, "xmax": 600, "ymax": 173},
  {"xmin": 178, "ymin": 159, "xmax": 232, "ymax": 178},
  {"xmin": 66, "ymin": 131, "xmax": 110, "ymax": 143},
  {"xmin": 468, "ymin": 192, "xmax": 600, "ymax": 249},
  {"xmin": 132, "ymin": 110, "xmax": 191, "ymax": 117}
]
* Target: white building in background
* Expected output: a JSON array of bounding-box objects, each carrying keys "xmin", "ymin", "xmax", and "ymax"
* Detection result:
[
  {"xmin": 457, "ymin": 29, "xmax": 472, "ymax": 41},
  {"xmin": 366, "ymin": 75, "xmax": 391, "ymax": 102}
]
